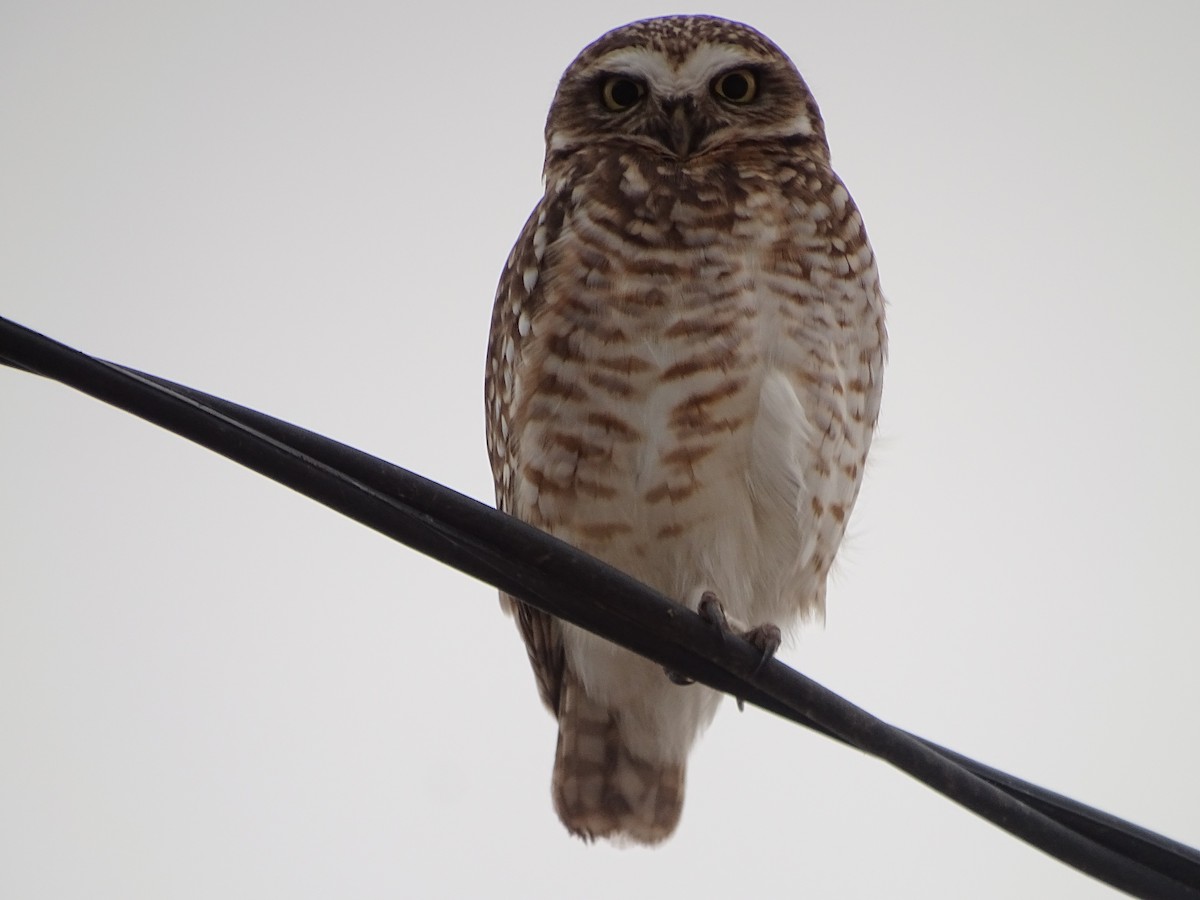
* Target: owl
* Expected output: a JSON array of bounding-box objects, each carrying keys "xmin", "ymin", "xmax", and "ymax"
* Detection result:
[{"xmin": 484, "ymin": 15, "xmax": 886, "ymax": 844}]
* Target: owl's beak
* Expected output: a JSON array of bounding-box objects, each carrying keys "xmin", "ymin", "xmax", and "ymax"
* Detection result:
[{"xmin": 663, "ymin": 99, "xmax": 698, "ymax": 159}]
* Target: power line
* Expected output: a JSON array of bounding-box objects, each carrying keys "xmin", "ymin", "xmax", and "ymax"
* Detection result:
[{"xmin": 2, "ymin": 314, "xmax": 1198, "ymax": 898}]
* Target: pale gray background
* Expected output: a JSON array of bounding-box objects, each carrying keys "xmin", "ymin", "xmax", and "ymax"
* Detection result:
[{"xmin": 2, "ymin": 1, "xmax": 1198, "ymax": 897}]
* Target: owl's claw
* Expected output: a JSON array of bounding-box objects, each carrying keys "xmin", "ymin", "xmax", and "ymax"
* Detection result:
[
  {"xmin": 663, "ymin": 592, "xmax": 731, "ymax": 684},
  {"xmin": 696, "ymin": 591, "xmax": 731, "ymax": 632},
  {"xmin": 664, "ymin": 592, "xmax": 782, "ymax": 708}
]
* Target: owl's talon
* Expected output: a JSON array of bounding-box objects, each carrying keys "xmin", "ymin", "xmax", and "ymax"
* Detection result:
[
  {"xmin": 735, "ymin": 623, "xmax": 782, "ymax": 710},
  {"xmin": 744, "ymin": 623, "xmax": 782, "ymax": 676},
  {"xmin": 699, "ymin": 592, "xmax": 781, "ymax": 669},
  {"xmin": 668, "ymin": 592, "xmax": 782, "ymax": 707},
  {"xmin": 663, "ymin": 592, "xmax": 728, "ymax": 685},
  {"xmin": 697, "ymin": 591, "xmax": 730, "ymax": 635}
]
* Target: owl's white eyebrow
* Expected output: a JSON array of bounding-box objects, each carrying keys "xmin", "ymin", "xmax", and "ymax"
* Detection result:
[{"xmin": 596, "ymin": 44, "xmax": 757, "ymax": 95}]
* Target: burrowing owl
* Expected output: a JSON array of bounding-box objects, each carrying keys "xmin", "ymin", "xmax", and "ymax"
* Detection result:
[{"xmin": 484, "ymin": 15, "xmax": 886, "ymax": 844}]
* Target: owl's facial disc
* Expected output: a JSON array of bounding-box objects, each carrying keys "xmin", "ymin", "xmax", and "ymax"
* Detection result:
[
  {"xmin": 594, "ymin": 44, "xmax": 761, "ymax": 159},
  {"xmin": 544, "ymin": 22, "xmax": 827, "ymax": 165}
]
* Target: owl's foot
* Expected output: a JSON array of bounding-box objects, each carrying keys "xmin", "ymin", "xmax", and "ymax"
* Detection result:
[{"xmin": 663, "ymin": 592, "xmax": 782, "ymax": 706}]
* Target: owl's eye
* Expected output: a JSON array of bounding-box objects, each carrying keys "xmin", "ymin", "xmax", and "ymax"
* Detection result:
[
  {"xmin": 601, "ymin": 76, "xmax": 646, "ymax": 111},
  {"xmin": 712, "ymin": 69, "xmax": 758, "ymax": 104}
]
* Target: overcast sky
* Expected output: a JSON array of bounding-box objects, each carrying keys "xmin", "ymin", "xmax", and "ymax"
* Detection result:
[{"xmin": 2, "ymin": 2, "xmax": 1198, "ymax": 897}]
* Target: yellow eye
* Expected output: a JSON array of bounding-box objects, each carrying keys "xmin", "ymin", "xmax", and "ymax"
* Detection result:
[
  {"xmin": 712, "ymin": 68, "xmax": 758, "ymax": 104},
  {"xmin": 601, "ymin": 76, "xmax": 645, "ymax": 111}
]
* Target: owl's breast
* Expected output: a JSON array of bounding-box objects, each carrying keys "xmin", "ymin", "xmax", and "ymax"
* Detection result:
[
  {"xmin": 510, "ymin": 260, "xmax": 791, "ymax": 608},
  {"xmin": 505, "ymin": 152, "xmax": 884, "ymax": 614},
  {"xmin": 511, "ymin": 259, "xmax": 760, "ymax": 520}
]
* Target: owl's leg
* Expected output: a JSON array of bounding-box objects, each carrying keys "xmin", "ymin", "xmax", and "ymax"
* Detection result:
[{"xmin": 664, "ymin": 591, "xmax": 782, "ymax": 706}]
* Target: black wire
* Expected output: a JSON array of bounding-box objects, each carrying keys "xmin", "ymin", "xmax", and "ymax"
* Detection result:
[{"xmin": 2, "ymin": 314, "xmax": 1198, "ymax": 898}]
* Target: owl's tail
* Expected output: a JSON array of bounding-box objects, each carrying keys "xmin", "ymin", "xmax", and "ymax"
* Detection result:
[{"xmin": 552, "ymin": 670, "xmax": 685, "ymax": 845}]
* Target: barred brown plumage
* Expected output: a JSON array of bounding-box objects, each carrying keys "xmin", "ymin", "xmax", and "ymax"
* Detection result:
[{"xmin": 484, "ymin": 14, "xmax": 886, "ymax": 844}]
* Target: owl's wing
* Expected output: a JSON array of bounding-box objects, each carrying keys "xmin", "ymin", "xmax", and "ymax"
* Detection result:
[
  {"xmin": 485, "ymin": 197, "xmax": 567, "ymax": 715},
  {"xmin": 507, "ymin": 594, "xmax": 565, "ymax": 714}
]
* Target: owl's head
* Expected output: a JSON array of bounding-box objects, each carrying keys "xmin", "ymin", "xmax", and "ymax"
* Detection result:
[{"xmin": 544, "ymin": 16, "xmax": 829, "ymax": 166}]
